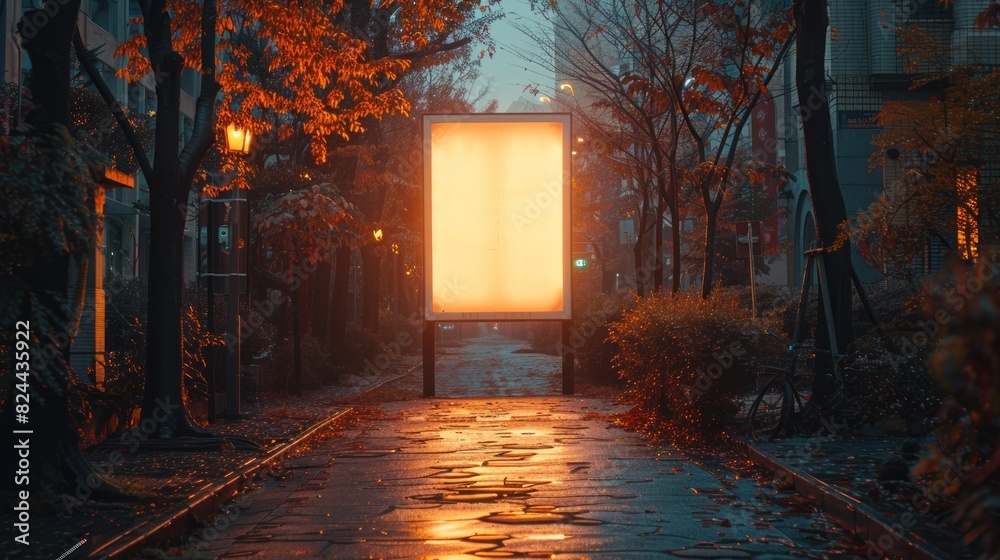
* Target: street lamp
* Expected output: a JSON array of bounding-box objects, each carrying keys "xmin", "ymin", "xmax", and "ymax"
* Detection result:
[
  {"xmin": 559, "ymin": 83, "xmax": 575, "ymax": 97},
  {"xmin": 219, "ymin": 124, "xmax": 253, "ymax": 418},
  {"xmin": 225, "ymin": 123, "xmax": 253, "ymax": 154}
]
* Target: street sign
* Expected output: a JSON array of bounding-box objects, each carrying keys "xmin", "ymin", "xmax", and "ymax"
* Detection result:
[
  {"xmin": 735, "ymin": 221, "xmax": 763, "ymax": 257},
  {"xmin": 199, "ymin": 194, "xmax": 248, "ymax": 292},
  {"xmin": 762, "ymin": 213, "xmax": 781, "ymax": 247},
  {"xmin": 619, "ymin": 219, "xmax": 635, "ymax": 244},
  {"xmin": 751, "ymin": 94, "xmax": 777, "ymax": 167}
]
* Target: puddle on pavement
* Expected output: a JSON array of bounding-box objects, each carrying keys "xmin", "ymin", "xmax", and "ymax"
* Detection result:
[
  {"xmin": 443, "ymin": 493, "xmax": 501, "ymax": 502},
  {"xmin": 668, "ymin": 544, "xmax": 752, "ymax": 558},
  {"xmin": 328, "ymin": 537, "xmax": 367, "ymax": 544},
  {"xmin": 332, "ymin": 449, "xmax": 397, "ymax": 458},
  {"xmin": 428, "ymin": 463, "xmax": 481, "ymax": 470},
  {"xmin": 482, "ymin": 451, "xmax": 537, "ymax": 467},
  {"xmin": 410, "ymin": 479, "xmax": 549, "ymax": 504},
  {"xmin": 697, "ymin": 517, "xmax": 734, "ymax": 527},
  {"xmin": 428, "ymin": 470, "xmax": 480, "ymax": 479},
  {"xmin": 466, "ymin": 534, "xmax": 511, "ymax": 543},
  {"xmin": 481, "ymin": 505, "xmax": 602, "ymax": 526},
  {"xmin": 499, "ymin": 443, "xmax": 553, "ymax": 450}
]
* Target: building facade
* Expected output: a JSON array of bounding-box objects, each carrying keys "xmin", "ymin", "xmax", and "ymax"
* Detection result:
[
  {"xmin": 3, "ymin": 1, "xmax": 202, "ymax": 383},
  {"xmin": 774, "ymin": 0, "xmax": 1000, "ymax": 287}
]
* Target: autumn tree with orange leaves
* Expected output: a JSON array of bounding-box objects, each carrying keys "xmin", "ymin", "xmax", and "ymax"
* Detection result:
[
  {"xmin": 844, "ymin": 28, "xmax": 1000, "ymax": 283},
  {"xmin": 524, "ymin": 0, "xmax": 792, "ymax": 297},
  {"xmin": 106, "ymin": 0, "xmax": 496, "ymax": 439}
]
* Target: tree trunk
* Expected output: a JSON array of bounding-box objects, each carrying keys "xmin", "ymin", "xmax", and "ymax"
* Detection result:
[
  {"xmin": 311, "ymin": 261, "xmax": 331, "ymax": 341},
  {"xmin": 330, "ymin": 246, "xmax": 351, "ymax": 344},
  {"xmin": 140, "ymin": 49, "xmax": 205, "ymax": 436},
  {"xmin": 794, "ymin": 0, "xmax": 855, "ymax": 393},
  {"xmin": 143, "ymin": 157, "xmax": 201, "ymax": 435},
  {"xmin": 653, "ymin": 197, "xmax": 664, "ymax": 294},
  {"xmin": 138, "ymin": 0, "xmax": 220, "ymax": 436},
  {"xmin": 633, "ymin": 234, "xmax": 645, "ymax": 297},
  {"xmin": 670, "ymin": 180, "xmax": 682, "ymax": 294},
  {"xmin": 394, "ymin": 248, "xmax": 410, "ymax": 317},
  {"xmin": 701, "ymin": 206, "xmax": 719, "ymax": 298},
  {"xmin": 668, "ymin": 112, "xmax": 682, "ymax": 294},
  {"xmin": 290, "ymin": 291, "xmax": 303, "ymax": 396},
  {"xmin": 361, "ymin": 245, "xmax": 381, "ymax": 333},
  {"xmin": 298, "ymin": 275, "xmax": 312, "ymax": 336},
  {"xmin": 4, "ymin": 0, "xmax": 125, "ymax": 501}
]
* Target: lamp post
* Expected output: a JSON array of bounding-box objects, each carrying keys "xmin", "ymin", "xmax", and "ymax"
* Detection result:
[
  {"xmin": 223, "ymin": 124, "xmax": 252, "ymax": 418},
  {"xmin": 390, "ymin": 243, "xmax": 399, "ymax": 337}
]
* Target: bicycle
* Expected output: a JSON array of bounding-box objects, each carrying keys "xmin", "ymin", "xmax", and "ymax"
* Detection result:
[{"xmin": 747, "ymin": 331, "xmax": 861, "ymax": 441}]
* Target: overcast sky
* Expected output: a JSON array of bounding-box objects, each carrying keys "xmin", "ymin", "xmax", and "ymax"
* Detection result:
[{"xmin": 471, "ymin": 0, "xmax": 554, "ymax": 112}]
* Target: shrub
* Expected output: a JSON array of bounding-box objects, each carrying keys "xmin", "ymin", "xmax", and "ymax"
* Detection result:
[
  {"xmin": 330, "ymin": 323, "xmax": 383, "ymax": 379},
  {"xmin": 608, "ymin": 289, "xmax": 780, "ymax": 439},
  {"xmin": 261, "ymin": 333, "xmax": 331, "ymax": 392},
  {"xmin": 573, "ymin": 292, "xmax": 631, "ymax": 386},
  {"xmin": 377, "ymin": 308, "xmax": 422, "ymax": 355},
  {"xmin": 238, "ymin": 291, "xmax": 278, "ymax": 366},
  {"xmin": 103, "ymin": 279, "xmax": 217, "ymax": 415},
  {"xmin": 103, "ymin": 278, "xmax": 148, "ymax": 406},
  {"xmin": 916, "ymin": 258, "xmax": 1000, "ymax": 553},
  {"xmin": 836, "ymin": 331, "xmax": 942, "ymax": 430}
]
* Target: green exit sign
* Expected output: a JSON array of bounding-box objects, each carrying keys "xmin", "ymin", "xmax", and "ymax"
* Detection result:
[{"xmin": 574, "ymin": 258, "xmax": 588, "ymax": 269}]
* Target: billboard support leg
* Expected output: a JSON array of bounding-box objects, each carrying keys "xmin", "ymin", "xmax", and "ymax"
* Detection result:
[
  {"xmin": 562, "ymin": 320, "xmax": 574, "ymax": 395},
  {"xmin": 423, "ymin": 321, "xmax": 435, "ymax": 397}
]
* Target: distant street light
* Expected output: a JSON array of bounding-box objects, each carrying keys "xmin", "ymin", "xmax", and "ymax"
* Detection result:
[
  {"xmin": 374, "ymin": 228, "xmax": 384, "ymax": 242},
  {"xmin": 559, "ymin": 83, "xmax": 575, "ymax": 97}
]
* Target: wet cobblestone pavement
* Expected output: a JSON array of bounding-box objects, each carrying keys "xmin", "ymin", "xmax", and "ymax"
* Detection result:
[
  {"xmin": 189, "ymin": 335, "xmax": 867, "ymax": 559},
  {"xmin": 434, "ymin": 335, "xmax": 562, "ymax": 397}
]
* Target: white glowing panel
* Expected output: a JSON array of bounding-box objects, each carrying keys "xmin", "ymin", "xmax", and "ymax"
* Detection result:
[{"xmin": 424, "ymin": 114, "xmax": 572, "ymax": 321}]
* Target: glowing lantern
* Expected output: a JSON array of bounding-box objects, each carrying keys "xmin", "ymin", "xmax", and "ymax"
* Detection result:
[{"xmin": 225, "ymin": 124, "xmax": 253, "ymax": 153}]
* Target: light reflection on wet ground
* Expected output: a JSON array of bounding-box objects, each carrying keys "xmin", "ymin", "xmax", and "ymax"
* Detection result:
[
  {"xmin": 195, "ymin": 335, "xmax": 865, "ymax": 559},
  {"xmin": 196, "ymin": 396, "xmax": 860, "ymax": 559}
]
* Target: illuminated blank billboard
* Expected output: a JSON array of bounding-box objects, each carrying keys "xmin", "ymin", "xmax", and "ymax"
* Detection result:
[{"xmin": 424, "ymin": 114, "xmax": 572, "ymax": 321}]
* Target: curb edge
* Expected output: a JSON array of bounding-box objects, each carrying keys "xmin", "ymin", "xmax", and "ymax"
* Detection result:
[
  {"xmin": 87, "ymin": 407, "xmax": 354, "ymax": 559},
  {"xmin": 736, "ymin": 438, "xmax": 953, "ymax": 560}
]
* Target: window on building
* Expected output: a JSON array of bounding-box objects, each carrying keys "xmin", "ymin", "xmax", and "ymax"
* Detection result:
[
  {"xmin": 907, "ymin": 1, "xmax": 952, "ymax": 21},
  {"xmin": 128, "ymin": 83, "xmax": 145, "ymax": 113},
  {"xmin": 957, "ymin": 167, "xmax": 979, "ymax": 261},
  {"xmin": 89, "ymin": 0, "xmax": 120, "ymax": 36},
  {"xmin": 106, "ymin": 219, "xmax": 124, "ymax": 278},
  {"xmin": 181, "ymin": 67, "xmax": 197, "ymax": 97}
]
